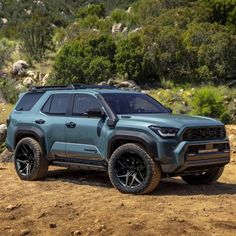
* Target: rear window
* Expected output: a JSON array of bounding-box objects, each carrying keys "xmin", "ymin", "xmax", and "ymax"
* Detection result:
[
  {"xmin": 15, "ymin": 93, "xmax": 44, "ymax": 111},
  {"xmin": 41, "ymin": 94, "xmax": 70, "ymax": 115}
]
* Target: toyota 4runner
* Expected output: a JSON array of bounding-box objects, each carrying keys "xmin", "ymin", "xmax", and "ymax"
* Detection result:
[{"xmin": 5, "ymin": 85, "xmax": 230, "ymax": 194}]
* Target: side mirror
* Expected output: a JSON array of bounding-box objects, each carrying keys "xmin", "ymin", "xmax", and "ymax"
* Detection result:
[{"xmin": 86, "ymin": 108, "xmax": 106, "ymax": 118}]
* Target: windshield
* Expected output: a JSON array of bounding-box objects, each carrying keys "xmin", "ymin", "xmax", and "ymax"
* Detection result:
[{"xmin": 102, "ymin": 93, "xmax": 169, "ymax": 115}]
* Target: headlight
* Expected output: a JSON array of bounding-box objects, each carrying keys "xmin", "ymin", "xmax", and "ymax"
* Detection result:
[{"xmin": 149, "ymin": 126, "xmax": 179, "ymax": 138}]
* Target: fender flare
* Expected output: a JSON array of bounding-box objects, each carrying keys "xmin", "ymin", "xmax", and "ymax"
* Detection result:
[
  {"xmin": 14, "ymin": 126, "xmax": 47, "ymax": 155},
  {"xmin": 107, "ymin": 130, "xmax": 158, "ymax": 159}
]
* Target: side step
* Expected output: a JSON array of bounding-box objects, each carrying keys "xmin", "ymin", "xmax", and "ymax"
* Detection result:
[{"xmin": 51, "ymin": 160, "xmax": 107, "ymax": 171}]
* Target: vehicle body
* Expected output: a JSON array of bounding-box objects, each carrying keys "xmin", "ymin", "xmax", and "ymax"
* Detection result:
[{"xmin": 6, "ymin": 85, "xmax": 230, "ymax": 194}]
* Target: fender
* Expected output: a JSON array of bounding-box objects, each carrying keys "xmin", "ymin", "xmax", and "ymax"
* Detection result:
[
  {"xmin": 108, "ymin": 130, "xmax": 158, "ymax": 159},
  {"xmin": 14, "ymin": 126, "xmax": 47, "ymax": 155}
]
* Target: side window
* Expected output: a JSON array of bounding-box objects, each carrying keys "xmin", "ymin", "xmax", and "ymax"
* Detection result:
[
  {"xmin": 41, "ymin": 94, "xmax": 70, "ymax": 115},
  {"xmin": 15, "ymin": 93, "xmax": 44, "ymax": 111},
  {"xmin": 73, "ymin": 94, "xmax": 102, "ymax": 116}
]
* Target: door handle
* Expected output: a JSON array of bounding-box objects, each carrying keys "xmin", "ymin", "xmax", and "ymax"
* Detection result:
[
  {"xmin": 35, "ymin": 119, "xmax": 45, "ymax": 124},
  {"xmin": 66, "ymin": 122, "xmax": 76, "ymax": 128}
]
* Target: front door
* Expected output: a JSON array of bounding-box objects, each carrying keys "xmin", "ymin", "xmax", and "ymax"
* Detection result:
[{"xmin": 65, "ymin": 93, "xmax": 107, "ymax": 161}]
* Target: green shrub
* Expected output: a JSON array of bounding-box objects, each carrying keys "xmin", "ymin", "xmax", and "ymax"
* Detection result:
[{"xmin": 191, "ymin": 86, "xmax": 225, "ymax": 120}]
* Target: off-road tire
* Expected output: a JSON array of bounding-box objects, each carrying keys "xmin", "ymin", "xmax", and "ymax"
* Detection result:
[
  {"xmin": 14, "ymin": 137, "xmax": 48, "ymax": 180},
  {"xmin": 108, "ymin": 143, "xmax": 161, "ymax": 194},
  {"xmin": 181, "ymin": 167, "xmax": 224, "ymax": 185}
]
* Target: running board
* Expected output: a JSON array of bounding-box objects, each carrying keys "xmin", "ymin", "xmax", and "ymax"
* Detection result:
[{"xmin": 51, "ymin": 160, "xmax": 107, "ymax": 171}]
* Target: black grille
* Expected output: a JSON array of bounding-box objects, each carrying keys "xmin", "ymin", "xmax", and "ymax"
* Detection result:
[
  {"xmin": 182, "ymin": 126, "xmax": 226, "ymax": 141},
  {"xmin": 186, "ymin": 143, "xmax": 230, "ymax": 155}
]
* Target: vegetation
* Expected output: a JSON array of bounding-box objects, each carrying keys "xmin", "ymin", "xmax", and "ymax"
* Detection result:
[{"xmin": 0, "ymin": 0, "xmax": 236, "ymax": 123}]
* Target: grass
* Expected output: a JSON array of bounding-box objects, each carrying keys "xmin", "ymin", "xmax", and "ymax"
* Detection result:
[{"xmin": 0, "ymin": 103, "xmax": 14, "ymax": 124}]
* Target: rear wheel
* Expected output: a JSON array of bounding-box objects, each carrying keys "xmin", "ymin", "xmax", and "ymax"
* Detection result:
[
  {"xmin": 108, "ymin": 143, "xmax": 161, "ymax": 194},
  {"xmin": 181, "ymin": 167, "xmax": 224, "ymax": 185},
  {"xmin": 14, "ymin": 137, "xmax": 48, "ymax": 180}
]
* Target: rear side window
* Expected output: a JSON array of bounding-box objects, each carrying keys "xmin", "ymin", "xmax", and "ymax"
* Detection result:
[
  {"xmin": 41, "ymin": 94, "xmax": 70, "ymax": 115},
  {"xmin": 15, "ymin": 93, "xmax": 44, "ymax": 111}
]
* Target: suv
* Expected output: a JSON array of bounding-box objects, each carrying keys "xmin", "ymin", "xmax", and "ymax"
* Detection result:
[{"xmin": 6, "ymin": 85, "xmax": 230, "ymax": 194}]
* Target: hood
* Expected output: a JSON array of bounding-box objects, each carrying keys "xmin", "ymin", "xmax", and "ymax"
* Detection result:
[{"xmin": 118, "ymin": 113, "xmax": 223, "ymax": 129}]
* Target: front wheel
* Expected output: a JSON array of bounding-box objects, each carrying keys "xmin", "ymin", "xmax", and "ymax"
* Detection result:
[
  {"xmin": 108, "ymin": 143, "xmax": 161, "ymax": 195},
  {"xmin": 181, "ymin": 167, "xmax": 224, "ymax": 185}
]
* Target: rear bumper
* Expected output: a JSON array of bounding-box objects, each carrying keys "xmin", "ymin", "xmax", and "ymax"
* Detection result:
[{"xmin": 160, "ymin": 139, "xmax": 230, "ymax": 174}]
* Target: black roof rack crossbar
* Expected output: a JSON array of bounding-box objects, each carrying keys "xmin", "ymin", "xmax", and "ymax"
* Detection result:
[{"xmin": 29, "ymin": 84, "xmax": 116, "ymax": 92}]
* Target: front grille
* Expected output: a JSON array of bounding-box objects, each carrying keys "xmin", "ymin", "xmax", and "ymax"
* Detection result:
[
  {"xmin": 186, "ymin": 143, "xmax": 230, "ymax": 156},
  {"xmin": 182, "ymin": 126, "xmax": 226, "ymax": 141}
]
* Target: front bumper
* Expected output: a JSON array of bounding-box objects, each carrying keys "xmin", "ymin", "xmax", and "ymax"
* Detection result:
[{"xmin": 159, "ymin": 139, "xmax": 230, "ymax": 174}]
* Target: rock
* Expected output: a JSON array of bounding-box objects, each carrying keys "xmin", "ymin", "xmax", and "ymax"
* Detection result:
[
  {"xmin": 126, "ymin": 7, "xmax": 132, "ymax": 13},
  {"xmin": 112, "ymin": 23, "xmax": 123, "ymax": 34},
  {"xmin": 12, "ymin": 60, "xmax": 29, "ymax": 75},
  {"xmin": 26, "ymin": 70, "xmax": 36, "ymax": 78},
  {"xmin": 73, "ymin": 230, "xmax": 81, "ymax": 235},
  {"xmin": 131, "ymin": 27, "xmax": 142, "ymax": 33},
  {"xmin": 1, "ymin": 18, "xmax": 7, "ymax": 24},
  {"xmin": 0, "ymin": 124, "xmax": 6, "ymax": 142},
  {"xmin": 49, "ymin": 223, "xmax": 57, "ymax": 228},
  {"xmin": 227, "ymin": 80, "xmax": 236, "ymax": 88},
  {"xmin": 107, "ymin": 78, "xmax": 116, "ymax": 86},
  {"xmin": 22, "ymin": 77, "xmax": 35, "ymax": 87},
  {"xmin": 38, "ymin": 212, "xmax": 46, "ymax": 218},
  {"xmin": 20, "ymin": 229, "xmax": 31, "ymax": 236},
  {"xmin": 98, "ymin": 81, "xmax": 107, "ymax": 86},
  {"xmin": 122, "ymin": 27, "xmax": 128, "ymax": 34},
  {"xmin": 40, "ymin": 73, "xmax": 49, "ymax": 85},
  {"xmin": 6, "ymin": 204, "xmax": 21, "ymax": 211},
  {"xmin": 0, "ymin": 149, "xmax": 13, "ymax": 163}
]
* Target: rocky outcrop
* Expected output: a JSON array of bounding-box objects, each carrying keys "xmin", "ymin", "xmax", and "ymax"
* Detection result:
[
  {"xmin": 12, "ymin": 60, "xmax": 29, "ymax": 75},
  {"xmin": 98, "ymin": 79, "xmax": 141, "ymax": 91},
  {"xmin": 112, "ymin": 23, "xmax": 123, "ymax": 34},
  {"xmin": 0, "ymin": 124, "xmax": 6, "ymax": 142}
]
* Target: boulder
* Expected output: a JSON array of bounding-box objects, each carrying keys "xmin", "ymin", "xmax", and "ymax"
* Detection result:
[
  {"xmin": 1, "ymin": 18, "xmax": 7, "ymax": 24},
  {"xmin": 0, "ymin": 150, "xmax": 13, "ymax": 162},
  {"xmin": 22, "ymin": 77, "xmax": 35, "ymax": 87},
  {"xmin": 26, "ymin": 70, "xmax": 36, "ymax": 78},
  {"xmin": 126, "ymin": 7, "xmax": 132, "ymax": 13},
  {"xmin": 0, "ymin": 124, "xmax": 6, "ymax": 142},
  {"xmin": 112, "ymin": 23, "xmax": 123, "ymax": 34},
  {"xmin": 107, "ymin": 78, "xmax": 116, "ymax": 86},
  {"xmin": 12, "ymin": 60, "xmax": 29, "ymax": 75},
  {"xmin": 40, "ymin": 73, "xmax": 49, "ymax": 86},
  {"xmin": 98, "ymin": 81, "xmax": 107, "ymax": 86}
]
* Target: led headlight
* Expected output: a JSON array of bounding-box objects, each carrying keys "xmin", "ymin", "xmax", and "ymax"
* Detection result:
[{"xmin": 149, "ymin": 126, "xmax": 179, "ymax": 138}]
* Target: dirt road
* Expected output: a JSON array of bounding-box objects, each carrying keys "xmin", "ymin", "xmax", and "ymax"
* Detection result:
[{"xmin": 0, "ymin": 127, "xmax": 236, "ymax": 236}]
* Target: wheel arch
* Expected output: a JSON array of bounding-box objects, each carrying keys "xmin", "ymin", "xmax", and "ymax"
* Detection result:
[
  {"xmin": 14, "ymin": 127, "xmax": 47, "ymax": 155},
  {"xmin": 107, "ymin": 131, "xmax": 158, "ymax": 159}
]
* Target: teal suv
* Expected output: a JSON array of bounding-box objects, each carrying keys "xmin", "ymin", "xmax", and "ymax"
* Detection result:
[{"xmin": 6, "ymin": 85, "xmax": 230, "ymax": 194}]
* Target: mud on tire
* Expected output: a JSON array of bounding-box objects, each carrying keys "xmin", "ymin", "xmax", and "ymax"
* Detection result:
[{"xmin": 108, "ymin": 143, "xmax": 161, "ymax": 195}]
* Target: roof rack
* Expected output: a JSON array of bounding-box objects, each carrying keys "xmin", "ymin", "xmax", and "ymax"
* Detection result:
[{"xmin": 29, "ymin": 84, "xmax": 117, "ymax": 92}]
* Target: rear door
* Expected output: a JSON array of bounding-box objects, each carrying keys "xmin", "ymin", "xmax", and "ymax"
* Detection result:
[
  {"xmin": 35, "ymin": 93, "xmax": 72, "ymax": 158},
  {"xmin": 65, "ymin": 93, "xmax": 107, "ymax": 161}
]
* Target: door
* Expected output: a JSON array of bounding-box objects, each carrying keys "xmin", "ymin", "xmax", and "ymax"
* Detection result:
[
  {"xmin": 65, "ymin": 94, "xmax": 107, "ymax": 161},
  {"xmin": 36, "ymin": 93, "xmax": 71, "ymax": 158}
]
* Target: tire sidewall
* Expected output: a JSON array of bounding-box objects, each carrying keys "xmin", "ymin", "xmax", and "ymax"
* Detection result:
[
  {"xmin": 14, "ymin": 138, "xmax": 44, "ymax": 180},
  {"xmin": 108, "ymin": 144, "xmax": 158, "ymax": 194}
]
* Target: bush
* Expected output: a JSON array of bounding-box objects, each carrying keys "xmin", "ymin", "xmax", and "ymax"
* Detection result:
[
  {"xmin": 191, "ymin": 86, "xmax": 225, "ymax": 120},
  {"xmin": 0, "ymin": 38, "xmax": 15, "ymax": 69},
  {"xmin": 48, "ymin": 35, "xmax": 116, "ymax": 85}
]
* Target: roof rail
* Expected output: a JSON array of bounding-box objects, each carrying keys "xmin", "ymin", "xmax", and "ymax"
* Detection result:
[{"xmin": 29, "ymin": 84, "xmax": 116, "ymax": 92}]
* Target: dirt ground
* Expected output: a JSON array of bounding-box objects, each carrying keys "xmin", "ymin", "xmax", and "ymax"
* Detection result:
[{"xmin": 0, "ymin": 127, "xmax": 236, "ymax": 236}]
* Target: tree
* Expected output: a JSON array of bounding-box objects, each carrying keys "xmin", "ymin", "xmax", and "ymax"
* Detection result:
[
  {"xmin": 48, "ymin": 35, "xmax": 116, "ymax": 85},
  {"xmin": 115, "ymin": 34, "xmax": 146, "ymax": 82},
  {"xmin": 20, "ymin": 11, "xmax": 53, "ymax": 61}
]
